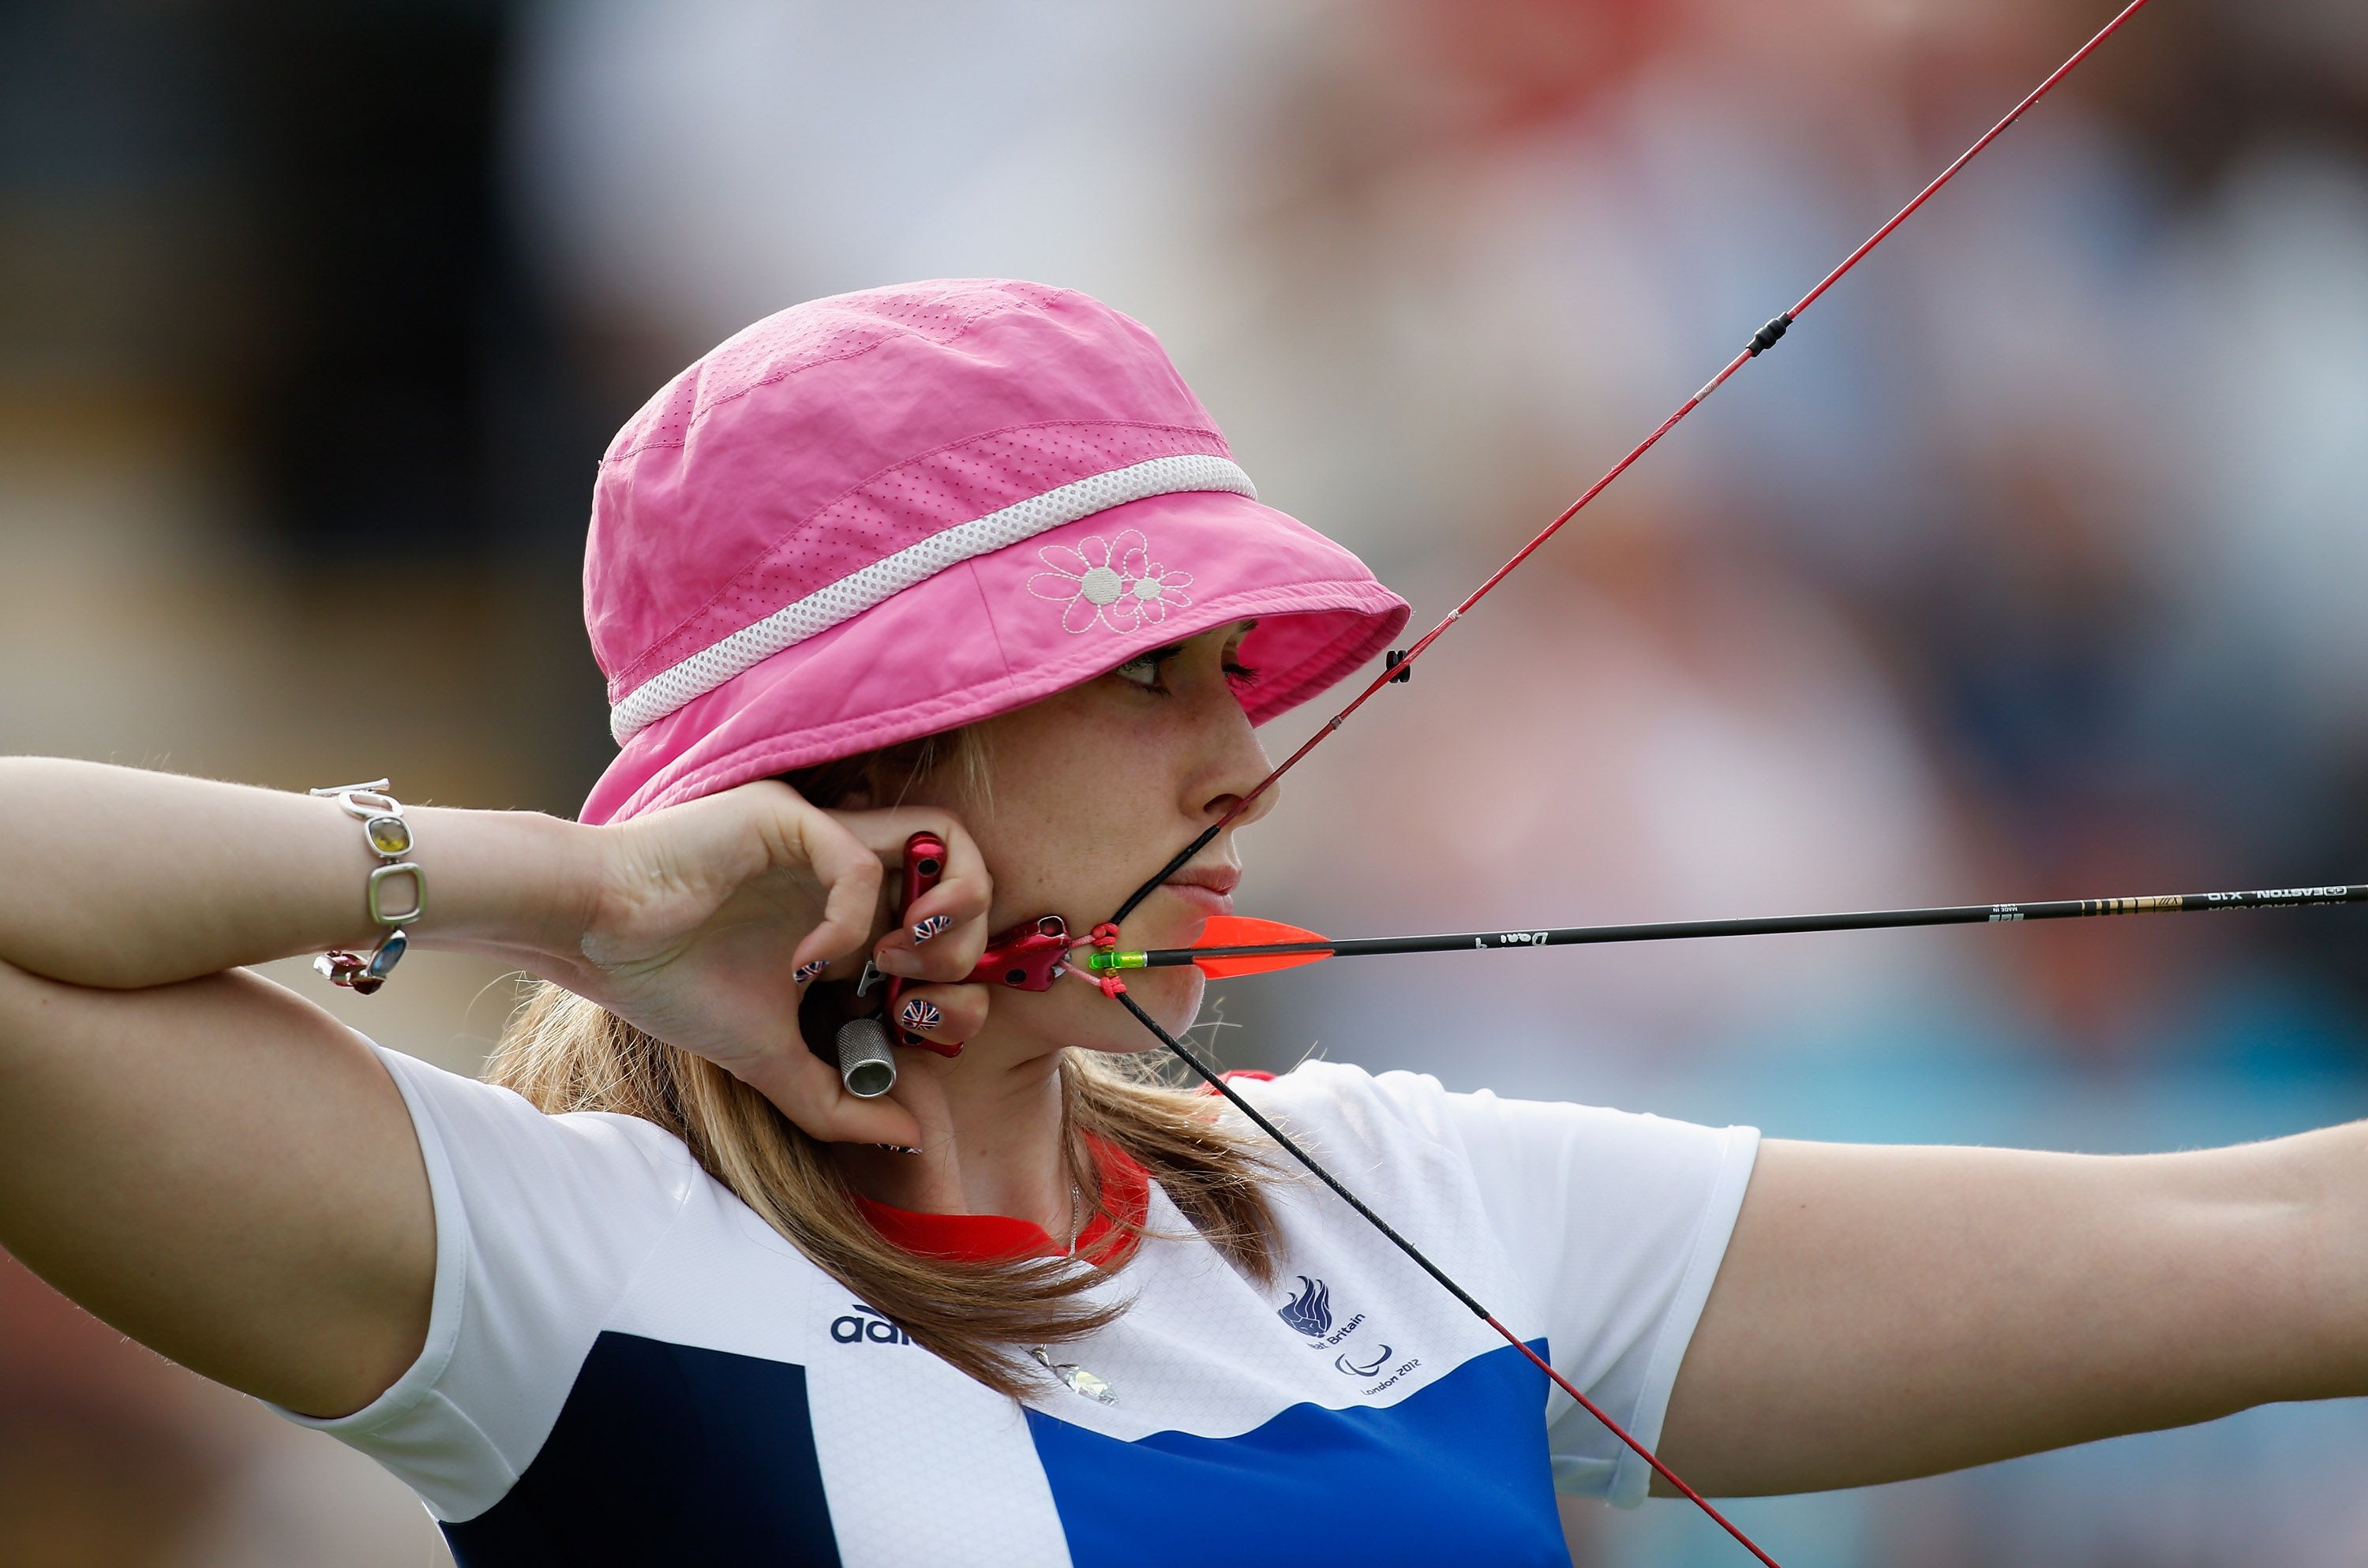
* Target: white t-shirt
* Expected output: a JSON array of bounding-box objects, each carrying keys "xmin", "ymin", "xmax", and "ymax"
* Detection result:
[{"xmin": 275, "ymin": 1035, "xmax": 1758, "ymax": 1567}]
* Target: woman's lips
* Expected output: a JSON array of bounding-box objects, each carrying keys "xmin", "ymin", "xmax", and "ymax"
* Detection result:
[{"xmin": 1160, "ymin": 881, "xmax": 1235, "ymax": 917}]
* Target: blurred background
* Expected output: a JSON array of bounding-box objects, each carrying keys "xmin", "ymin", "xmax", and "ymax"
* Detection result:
[{"xmin": 4, "ymin": 0, "xmax": 2367, "ymax": 1562}]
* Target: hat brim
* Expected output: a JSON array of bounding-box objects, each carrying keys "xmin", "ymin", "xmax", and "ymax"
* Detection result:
[{"xmin": 579, "ymin": 488, "xmax": 1410, "ymax": 825}]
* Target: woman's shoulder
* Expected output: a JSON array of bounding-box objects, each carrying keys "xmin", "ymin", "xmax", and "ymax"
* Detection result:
[
  {"xmin": 1217, "ymin": 1058, "xmax": 1471, "ymax": 1144},
  {"xmin": 357, "ymin": 1033, "xmax": 842, "ymax": 1311},
  {"xmin": 1222, "ymin": 1057, "xmax": 1744, "ymax": 1163},
  {"xmin": 360, "ymin": 1034, "xmax": 708, "ymax": 1205}
]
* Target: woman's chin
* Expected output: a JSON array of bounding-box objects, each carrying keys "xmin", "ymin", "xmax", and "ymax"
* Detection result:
[
  {"xmin": 1075, "ymin": 964, "xmax": 1203, "ymax": 1052},
  {"xmin": 1073, "ymin": 1034, "xmax": 1173, "ymax": 1059}
]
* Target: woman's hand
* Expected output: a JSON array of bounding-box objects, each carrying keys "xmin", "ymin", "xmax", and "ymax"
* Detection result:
[{"xmin": 561, "ymin": 779, "xmax": 993, "ymax": 1147}]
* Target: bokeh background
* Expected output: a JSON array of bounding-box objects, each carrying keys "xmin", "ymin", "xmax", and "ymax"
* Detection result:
[{"xmin": 6, "ymin": 0, "xmax": 2368, "ymax": 1562}]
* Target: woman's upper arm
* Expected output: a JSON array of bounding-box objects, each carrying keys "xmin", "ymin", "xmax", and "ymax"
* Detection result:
[
  {"xmin": 1653, "ymin": 1134, "xmax": 2321, "ymax": 1496},
  {"xmin": 0, "ymin": 955, "xmax": 433, "ymax": 1418}
]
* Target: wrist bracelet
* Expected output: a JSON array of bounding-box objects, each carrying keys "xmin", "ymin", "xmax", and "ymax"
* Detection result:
[{"xmin": 307, "ymin": 777, "xmax": 426, "ymax": 996}]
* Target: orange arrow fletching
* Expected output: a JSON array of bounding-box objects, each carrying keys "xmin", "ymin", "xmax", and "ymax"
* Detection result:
[{"xmin": 1189, "ymin": 915, "xmax": 1335, "ymax": 978}]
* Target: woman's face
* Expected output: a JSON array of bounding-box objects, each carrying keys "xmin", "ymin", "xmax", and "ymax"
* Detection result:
[{"xmin": 915, "ymin": 616, "xmax": 1276, "ymax": 1055}]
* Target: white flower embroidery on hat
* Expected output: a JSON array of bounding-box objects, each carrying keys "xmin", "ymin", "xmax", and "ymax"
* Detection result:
[{"xmin": 1027, "ymin": 529, "xmax": 1193, "ymax": 634}]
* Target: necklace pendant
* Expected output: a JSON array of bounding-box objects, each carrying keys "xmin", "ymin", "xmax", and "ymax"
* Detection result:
[{"xmin": 1030, "ymin": 1346, "xmax": 1116, "ymax": 1405}]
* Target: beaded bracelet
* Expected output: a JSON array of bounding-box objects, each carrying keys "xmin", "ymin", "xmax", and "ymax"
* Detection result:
[{"xmin": 307, "ymin": 777, "xmax": 426, "ymax": 995}]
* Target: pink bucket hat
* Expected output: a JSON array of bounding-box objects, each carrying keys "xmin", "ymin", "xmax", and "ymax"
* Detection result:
[{"xmin": 578, "ymin": 279, "xmax": 1411, "ymax": 826}]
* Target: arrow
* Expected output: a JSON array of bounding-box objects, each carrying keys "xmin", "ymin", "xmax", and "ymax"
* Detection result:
[
  {"xmin": 1092, "ymin": 885, "xmax": 2368, "ymax": 979},
  {"xmin": 1090, "ymin": 2, "xmax": 2164, "ymax": 1561}
]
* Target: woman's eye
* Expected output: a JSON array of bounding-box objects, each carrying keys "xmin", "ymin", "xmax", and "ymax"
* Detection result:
[
  {"xmin": 1112, "ymin": 645, "xmax": 1259, "ymax": 693},
  {"xmin": 1115, "ymin": 650, "xmax": 1175, "ymax": 687}
]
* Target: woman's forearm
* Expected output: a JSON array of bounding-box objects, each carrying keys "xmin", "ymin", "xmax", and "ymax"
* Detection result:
[
  {"xmin": 2285, "ymin": 1118, "xmax": 2368, "ymax": 1399},
  {"xmin": 0, "ymin": 757, "xmax": 598, "ymax": 989},
  {"xmin": 1661, "ymin": 1123, "xmax": 2368, "ymax": 1495}
]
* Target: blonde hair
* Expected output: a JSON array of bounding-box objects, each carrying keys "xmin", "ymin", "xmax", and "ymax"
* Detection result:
[{"xmin": 485, "ymin": 728, "xmax": 1280, "ymax": 1397}]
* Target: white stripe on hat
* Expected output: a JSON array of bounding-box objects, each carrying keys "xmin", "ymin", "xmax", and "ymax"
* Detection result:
[{"xmin": 610, "ymin": 453, "xmax": 1257, "ymax": 744}]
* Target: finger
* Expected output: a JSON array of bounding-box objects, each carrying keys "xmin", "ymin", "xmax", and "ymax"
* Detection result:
[
  {"xmin": 837, "ymin": 808, "xmax": 995, "ymax": 981},
  {"xmin": 888, "ymin": 982, "xmax": 988, "ymax": 1047},
  {"xmin": 733, "ymin": 1046, "xmax": 925, "ymax": 1148},
  {"xmin": 785, "ymin": 806, "xmax": 888, "ymax": 979}
]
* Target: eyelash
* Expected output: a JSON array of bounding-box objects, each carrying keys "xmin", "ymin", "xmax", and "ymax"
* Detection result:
[{"xmin": 1118, "ymin": 647, "xmax": 1261, "ymax": 694}]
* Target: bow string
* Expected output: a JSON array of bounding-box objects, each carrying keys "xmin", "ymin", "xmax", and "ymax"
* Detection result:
[{"xmin": 1083, "ymin": 3, "xmax": 2160, "ymax": 1562}]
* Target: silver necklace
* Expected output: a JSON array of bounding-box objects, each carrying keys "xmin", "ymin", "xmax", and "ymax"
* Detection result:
[
  {"xmin": 1033, "ymin": 1169, "xmax": 1115, "ymax": 1402},
  {"xmin": 1060, "ymin": 1172, "xmax": 1083, "ymax": 1256}
]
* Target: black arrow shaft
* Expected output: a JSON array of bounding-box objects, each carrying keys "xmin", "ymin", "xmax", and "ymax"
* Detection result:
[{"xmin": 1141, "ymin": 884, "xmax": 2368, "ymax": 968}]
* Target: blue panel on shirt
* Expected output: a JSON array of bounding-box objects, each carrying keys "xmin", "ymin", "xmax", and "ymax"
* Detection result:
[
  {"xmin": 1025, "ymin": 1341, "xmax": 1569, "ymax": 1567},
  {"xmin": 440, "ymin": 1331, "xmax": 841, "ymax": 1566}
]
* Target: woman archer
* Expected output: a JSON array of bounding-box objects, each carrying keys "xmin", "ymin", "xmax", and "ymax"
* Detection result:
[{"xmin": 1, "ymin": 279, "xmax": 2361, "ymax": 1567}]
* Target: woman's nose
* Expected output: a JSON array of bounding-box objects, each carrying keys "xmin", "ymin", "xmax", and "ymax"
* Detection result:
[{"xmin": 1196, "ymin": 708, "xmax": 1279, "ymax": 829}]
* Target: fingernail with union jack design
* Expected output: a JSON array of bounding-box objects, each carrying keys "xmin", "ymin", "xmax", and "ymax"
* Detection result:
[
  {"xmin": 910, "ymin": 914, "xmax": 953, "ymax": 945},
  {"xmin": 898, "ymin": 997, "xmax": 942, "ymax": 1032}
]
